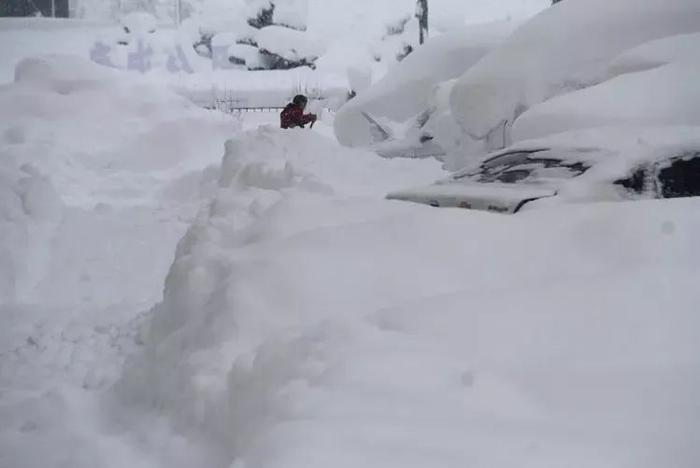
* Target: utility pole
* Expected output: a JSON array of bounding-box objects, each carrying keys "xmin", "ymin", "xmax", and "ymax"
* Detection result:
[{"xmin": 416, "ymin": 0, "xmax": 428, "ymax": 45}]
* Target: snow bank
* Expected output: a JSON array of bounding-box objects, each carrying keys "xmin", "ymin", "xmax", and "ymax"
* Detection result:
[
  {"xmin": 512, "ymin": 61, "xmax": 700, "ymax": 141},
  {"xmin": 14, "ymin": 53, "xmax": 118, "ymax": 93},
  {"xmin": 0, "ymin": 19, "xmax": 116, "ymax": 84},
  {"xmin": 607, "ymin": 32, "xmax": 700, "ymax": 77},
  {"xmin": 116, "ymin": 125, "xmax": 700, "ymax": 468},
  {"xmin": 114, "ymin": 126, "xmax": 445, "ymax": 463},
  {"xmin": 4, "ymin": 55, "xmax": 233, "ymax": 175},
  {"xmin": 1, "ymin": 51, "xmax": 244, "ymax": 468},
  {"xmin": 334, "ymin": 23, "xmax": 514, "ymax": 147},
  {"xmin": 0, "ymin": 54, "xmax": 236, "ymax": 304},
  {"xmin": 450, "ymin": 0, "xmax": 700, "ymax": 145}
]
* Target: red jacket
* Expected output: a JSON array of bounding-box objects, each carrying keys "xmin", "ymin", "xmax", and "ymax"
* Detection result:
[{"xmin": 280, "ymin": 103, "xmax": 316, "ymax": 129}]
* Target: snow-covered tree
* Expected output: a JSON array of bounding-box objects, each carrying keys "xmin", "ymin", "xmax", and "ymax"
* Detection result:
[
  {"xmin": 229, "ymin": 0, "xmax": 314, "ymax": 70},
  {"xmin": 247, "ymin": 0, "xmax": 275, "ymax": 29}
]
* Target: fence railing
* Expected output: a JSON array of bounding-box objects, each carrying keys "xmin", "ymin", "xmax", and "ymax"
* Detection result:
[{"xmin": 197, "ymin": 97, "xmax": 332, "ymax": 115}]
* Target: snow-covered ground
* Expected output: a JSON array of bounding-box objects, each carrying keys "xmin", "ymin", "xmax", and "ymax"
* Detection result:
[
  {"xmin": 112, "ymin": 126, "xmax": 700, "ymax": 468},
  {"xmin": 0, "ymin": 52, "xmax": 238, "ymax": 467},
  {"xmin": 2, "ymin": 5, "xmax": 700, "ymax": 468}
]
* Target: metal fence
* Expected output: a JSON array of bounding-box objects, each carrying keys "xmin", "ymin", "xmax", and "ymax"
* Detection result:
[{"xmin": 200, "ymin": 97, "xmax": 331, "ymax": 115}]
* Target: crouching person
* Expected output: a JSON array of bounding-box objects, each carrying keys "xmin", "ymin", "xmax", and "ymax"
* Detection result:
[{"xmin": 280, "ymin": 95, "xmax": 317, "ymax": 129}]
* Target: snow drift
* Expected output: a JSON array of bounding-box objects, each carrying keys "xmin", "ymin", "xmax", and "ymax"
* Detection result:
[
  {"xmin": 0, "ymin": 54, "xmax": 236, "ymax": 304},
  {"xmin": 114, "ymin": 127, "xmax": 445, "ymax": 465},
  {"xmin": 512, "ymin": 60, "xmax": 700, "ymax": 141},
  {"xmin": 607, "ymin": 32, "xmax": 700, "ymax": 78},
  {"xmin": 334, "ymin": 23, "xmax": 514, "ymax": 148},
  {"xmin": 449, "ymin": 0, "xmax": 700, "ymax": 148},
  {"xmin": 511, "ymin": 31, "xmax": 700, "ymax": 141},
  {"xmin": 116, "ymin": 127, "xmax": 700, "ymax": 468}
]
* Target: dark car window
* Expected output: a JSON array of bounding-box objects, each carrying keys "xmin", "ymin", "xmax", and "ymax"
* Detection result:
[
  {"xmin": 452, "ymin": 149, "xmax": 589, "ymax": 183},
  {"xmin": 478, "ymin": 157, "xmax": 589, "ymax": 184},
  {"xmin": 480, "ymin": 150, "xmax": 545, "ymax": 170},
  {"xmin": 451, "ymin": 149, "xmax": 546, "ymax": 180},
  {"xmin": 614, "ymin": 167, "xmax": 647, "ymax": 194},
  {"xmin": 657, "ymin": 152, "xmax": 700, "ymax": 198}
]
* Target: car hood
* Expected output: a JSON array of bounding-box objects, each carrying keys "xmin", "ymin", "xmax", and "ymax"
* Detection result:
[{"xmin": 386, "ymin": 182, "xmax": 557, "ymax": 214}]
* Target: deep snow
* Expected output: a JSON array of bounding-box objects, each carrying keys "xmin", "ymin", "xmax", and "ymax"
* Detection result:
[
  {"xmin": 450, "ymin": 0, "xmax": 700, "ymax": 143},
  {"xmin": 333, "ymin": 21, "xmax": 516, "ymax": 148},
  {"xmin": 0, "ymin": 53, "xmax": 239, "ymax": 467},
  {"xmin": 3, "ymin": 7, "xmax": 700, "ymax": 468},
  {"xmin": 114, "ymin": 127, "xmax": 700, "ymax": 468}
]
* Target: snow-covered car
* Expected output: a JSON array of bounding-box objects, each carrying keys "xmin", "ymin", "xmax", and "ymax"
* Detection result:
[{"xmin": 386, "ymin": 128, "xmax": 700, "ymax": 214}]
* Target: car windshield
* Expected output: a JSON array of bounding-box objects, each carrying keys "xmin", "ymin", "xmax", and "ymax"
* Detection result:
[
  {"xmin": 485, "ymin": 158, "xmax": 588, "ymax": 183},
  {"xmin": 453, "ymin": 150, "xmax": 589, "ymax": 184},
  {"xmin": 481, "ymin": 150, "xmax": 545, "ymax": 170}
]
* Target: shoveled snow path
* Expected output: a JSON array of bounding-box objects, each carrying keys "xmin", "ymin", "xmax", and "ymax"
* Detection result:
[{"xmin": 0, "ymin": 55, "xmax": 244, "ymax": 467}]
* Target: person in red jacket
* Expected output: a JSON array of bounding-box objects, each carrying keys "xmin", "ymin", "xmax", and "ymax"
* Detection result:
[{"xmin": 280, "ymin": 95, "xmax": 317, "ymax": 129}]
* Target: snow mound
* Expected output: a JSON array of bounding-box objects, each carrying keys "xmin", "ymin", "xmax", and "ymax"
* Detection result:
[
  {"xmin": 449, "ymin": 0, "xmax": 700, "ymax": 145},
  {"xmin": 2, "ymin": 54, "xmax": 233, "ymax": 177},
  {"xmin": 0, "ymin": 50, "xmax": 247, "ymax": 467},
  {"xmin": 512, "ymin": 61, "xmax": 700, "ymax": 141},
  {"xmin": 14, "ymin": 54, "xmax": 117, "ymax": 93},
  {"xmin": 114, "ymin": 126, "xmax": 445, "ymax": 464},
  {"xmin": 607, "ymin": 32, "xmax": 700, "ymax": 77},
  {"xmin": 0, "ymin": 53, "xmax": 237, "ymax": 306},
  {"xmin": 334, "ymin": 23, "xmax": 513, "ymax": 147},
  {"xmin": 116, "ymin": 124, "xmax": 700, "ymax": 467}
]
